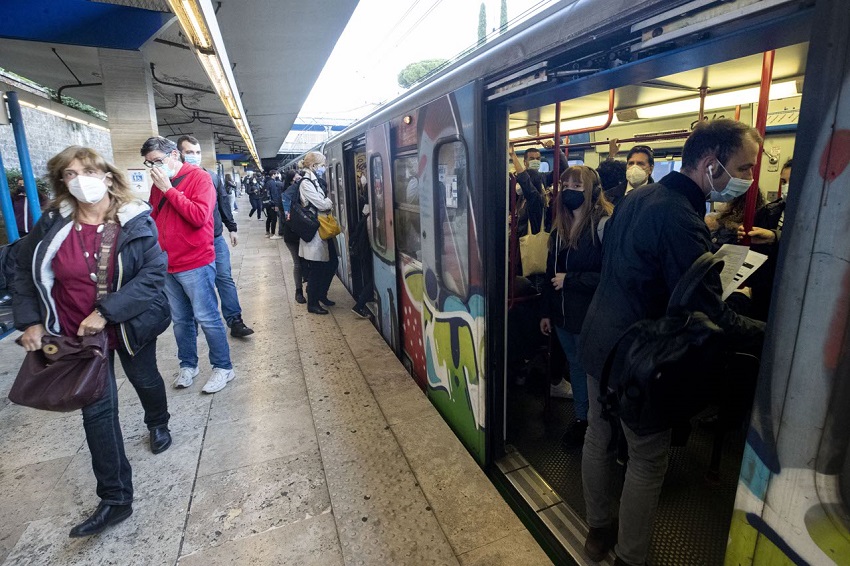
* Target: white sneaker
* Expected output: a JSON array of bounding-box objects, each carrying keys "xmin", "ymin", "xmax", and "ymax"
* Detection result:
[
  {"xmin": 202, "ymin": 368, "xmax": 236, "ymax": 393},
  {"xmin": 269, "ymin": 235, "xmax": 282, "ymax": 240},
  {"xmin": 173, "ymin": 366, "xmax": 199, "ymax": 389},
  {"xmin": 550, "ymin": 378, "xmax": 574, "ymax": 399}
]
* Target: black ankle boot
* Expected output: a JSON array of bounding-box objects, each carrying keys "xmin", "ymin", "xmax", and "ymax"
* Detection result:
[
  {"xmin": 319, "ymin": 297, "xmax": 335, "ymax": 306},
  {"xmin": 307, "ymin": 304, "xmax": 328, "ymax": 315},
  {"xmin": 150, "ymin": 425, "xmax": 172, "ymax": 454},
  {"xmin": 295, "ymin": 289, "xmax": 307, "ymax": 304},
  {"xmin": 69, "ymin": 502, "xmax": 133, "ymax": 538}
]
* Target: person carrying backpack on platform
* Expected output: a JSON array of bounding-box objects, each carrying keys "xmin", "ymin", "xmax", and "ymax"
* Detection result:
[{"xmin": 578, "ymin": 120, "xmax": 765, "ymax": 566}]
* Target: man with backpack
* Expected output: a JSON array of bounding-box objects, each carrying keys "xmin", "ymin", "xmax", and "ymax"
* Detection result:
[{"xmin": 578, "ymin": 120, "xmax": 765, "ymax": 566}]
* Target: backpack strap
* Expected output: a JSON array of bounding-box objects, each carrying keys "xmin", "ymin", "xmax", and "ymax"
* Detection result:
[
  {"xmin": 157, "ymin": 174, "xmax": 188, "ymax": 212},
  {"xmin": 667, "ymin": 252, "xmax": 724, "ymax": 312}
]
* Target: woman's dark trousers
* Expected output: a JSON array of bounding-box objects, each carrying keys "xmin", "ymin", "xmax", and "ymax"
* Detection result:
[
  {"xmin": 116, "ymin": 338, "xmax": 170, "ymax": 430},
  {"xmin": 249, "ymin": 196, "xmax": 262, "ymax": 219},
  {"xmin": 265, "ymin": 205, "xmax": 277, "ymax": 234},
  {"xmin": 82, "ymin": 358, "xmax": 133, "ymax": 505},
  {"xmin": 306, "ymin": 240, "xmax": 338, "ymax": 306}
]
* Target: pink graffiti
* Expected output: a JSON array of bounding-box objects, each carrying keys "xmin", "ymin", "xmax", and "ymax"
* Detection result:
[
  {"xmin": 824, "ymin": 266, "xmax": 850, "ymax": 371},
  {"xmin": 819, "ymin": 130, "xmax": 850, "ymax": 182}
]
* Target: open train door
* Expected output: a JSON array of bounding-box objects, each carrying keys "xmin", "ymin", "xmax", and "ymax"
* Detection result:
[{"xmin": 365, "ymin": 123, "xmax": 400, "ymax": 352}]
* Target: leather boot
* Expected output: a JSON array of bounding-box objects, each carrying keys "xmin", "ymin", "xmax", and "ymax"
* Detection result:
[
  {"xmin": 69, "ymin": 502, "xmax": 133, "ymax": 538},
  {"xmin": 150, "ymin": 425, "xmax": 172, "ymax": 454},
  {"xmin": 295, "ymin": 288, "xmax": 307, "ymax": 304}
]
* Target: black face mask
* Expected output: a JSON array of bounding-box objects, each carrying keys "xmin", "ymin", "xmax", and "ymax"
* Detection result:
[{"xmin": 561, "ymin": 190, "xmax": 585, "ymax": 211}]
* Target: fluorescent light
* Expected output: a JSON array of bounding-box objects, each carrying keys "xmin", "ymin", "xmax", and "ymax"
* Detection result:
[
  {"xmin": 36, "ymin": 105, "xmax": 67, "ymax": 118},
  {"xmin": 539, "ymin": 114, "xmax": 620, "ymax": 134},
  {"xmin": 64, "ymin": 114, "xmax": 89, "ymax": 125},
  {"xmin": 174, "ymin": 0, "xmax": 212, "ymax": 49},
  {"xmin": 18, "ymin": 100, "xmax": 36, "ymax": 108},
  {"xmin": 636, "ymin": 80, "xmax": 799, "ymax": 119},
  {"xmin": 88, "ymin": 123, "xmax": 110, "ymax": 132}
]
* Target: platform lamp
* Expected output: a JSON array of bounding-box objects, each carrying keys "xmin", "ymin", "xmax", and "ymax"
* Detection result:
[{"xmin": 166, "ymin": 0, "xmax": 261, "ymax": 168}]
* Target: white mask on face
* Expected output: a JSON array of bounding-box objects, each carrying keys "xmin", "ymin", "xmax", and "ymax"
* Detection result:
[
  {"xmin": 527, "ymin": 159, "xmax": 541, "ymax": 171},
  {"xmin": 626, "ymin": 165, "xmax": 648, "ymax": 187},
  {"xmin": 184, "ymin": 154, "xmax": 202, "ymax": 166},
  {"xmin": 708, "ymin": 162, "xmax": 752, "ymax": 202},
  {"xmin": 68, "ymin": 175, "xmax": 109, "ymax": 204}
]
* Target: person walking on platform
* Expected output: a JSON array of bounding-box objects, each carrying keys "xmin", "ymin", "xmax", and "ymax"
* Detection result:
[
  {"xmin": 298, "ymin": 152, "xmax": 337, "ymax": 314},
  {"xmin": 247, "ymin": 174, "xmax": 262, "ymax": 219},
  {"xmin": 176, "ymin": 136, "xmax": 254, "ymax": 338},
  {"xmin": 13, "ymin": 146, "xmax": 173, "ymax": 537},
  {"xmin": 263, "ymin": 171, "xmax": 279, "ymax": 237},
  {"xmin": 141, "ymin": 136, "xmax": 236, "ymax": 394},
  {"xmin": 579, "ymin": 120, "xmax": 765, "ymax": 566}
]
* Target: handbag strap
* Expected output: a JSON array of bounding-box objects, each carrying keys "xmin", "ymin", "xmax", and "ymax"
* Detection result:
[{"xmin": 96, "ymin": 222, "xmax": 119, "ymax": 300}]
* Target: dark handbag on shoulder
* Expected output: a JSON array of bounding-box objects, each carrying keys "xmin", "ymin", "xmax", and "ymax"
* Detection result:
[
  {"xmin": 8, "ymin": 222, "xmax": 119, "ymax": 412},
  {"xmin": 288, "ymin": 179, "xmax": 320, "ymax": 242}
]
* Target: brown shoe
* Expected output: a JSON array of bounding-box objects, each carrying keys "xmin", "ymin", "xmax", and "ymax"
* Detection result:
[{"xmin": 585, "ymin": 523, "xmax": 616, "ymax": 561}]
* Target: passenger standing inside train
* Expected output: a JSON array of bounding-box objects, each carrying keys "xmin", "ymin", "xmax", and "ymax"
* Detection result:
[
  {"xmin": 540, "ymin": 166, "xmax": 613, "ymax": 451},
  {"xmin": 281, "ymin": 169, "xmax": 306, "ymax": 303},
  {"xmin": 596, "ymin": 159, "xmax": 627, "ymax": 193},
  {"xmin": 14, "ymin": 146, "xmax": 173, "ymax": 537},
  {"xmin": 176, "ymin": 136, "xmax": 253, "ymax": 337},
  {"xmin": 141, "ymin": 136, "xmax": 236, "ymax": 393},
  {"xmin": 605, "ymin": 144, "xmax": 655, "ymax": 206},
  {"xmin": 298, "ymin": 151, "xmax": 337, "ymax": 315},
  {"xmin": 351, "ymin": 178, "xmax": 374, "ymax": 319},
  {"xmin": 579, "ymin": 120, "xmax": 764, "ymax": 566}
]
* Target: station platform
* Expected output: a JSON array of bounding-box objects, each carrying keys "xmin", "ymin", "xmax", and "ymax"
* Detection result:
[{"xmin": 0, "ymin": 197, "xmax": 551, "ymax": 566}]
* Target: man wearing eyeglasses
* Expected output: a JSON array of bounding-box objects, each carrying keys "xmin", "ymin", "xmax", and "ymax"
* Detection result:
[
  {"xmin": 606, "ymin": 143, "xmax": 655, "ymax": 207},
  {"xmin": 140, "ymin": 136, "xmax": 235, "ymax": 394}
]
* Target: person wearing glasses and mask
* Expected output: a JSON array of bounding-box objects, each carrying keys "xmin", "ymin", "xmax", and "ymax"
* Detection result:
[
  {"xmin": 141, "ymin": 136, "xmax": 236, "ymax": 394},
  {"xmin": 605, "ymin": 144, "xmax": 655, "ymax": 207}
]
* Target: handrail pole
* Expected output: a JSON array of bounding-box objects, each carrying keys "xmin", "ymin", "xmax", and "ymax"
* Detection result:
[{"xmin": 743, "ymin": 50, "xmax": 775, "ymax": 241}]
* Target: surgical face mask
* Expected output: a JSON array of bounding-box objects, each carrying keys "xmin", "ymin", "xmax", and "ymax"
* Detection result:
[
  {"xmin": 184, "ymin": 154, "xmax": 202, "ymax": 166},
  {"xmin": 561, "ymin": 189, "xmax": 585, "ymax": 211},
  {"xmin": 626, "ymin": 165, "xmax": 648, "ymax": 187},
  {"xmin": 68, "ymin": 175, "xmax": 109, "ymax": 204},
  {"xmin": 316, "ymin": 165, "xmax": 326, "ymax": 175},
  {"xmin": 527, "ymin": 159, "xmax": 541, "ymax": 171},
  {"xmin": 708, "ymin": 162, "xmax": 752, "ymax": 202}
]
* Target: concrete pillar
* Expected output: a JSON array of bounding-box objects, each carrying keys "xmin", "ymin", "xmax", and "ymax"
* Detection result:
[
  {"xmin": 98, "ymin": 48, "xmax": 158, "ymax": 199},
  {"xmin": 193, "ymin": 124, "xmax": 217, "ymax": 170}
]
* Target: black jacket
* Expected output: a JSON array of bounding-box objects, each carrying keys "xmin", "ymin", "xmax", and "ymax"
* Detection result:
[
  {"xmin": 606, "ymin": 176, "xmax": 654, "ymax": 207},
  {"xmin": 208, "ymin": 169, "xmax": 237, "ymax": 237},
  {"xmin": 543, "ymin": 208, "xmax": 607, "ymax": 334},
  {"xmin": 580, "ymin": 172, "xmax": 764, "ymax": 378},
  {"xmin": 13, "ymin": 200, "xmax": 171, "ymax": 356},
  {"xmin": 515, "ymin": 151, "xmax": 567, "ymax": 237}
]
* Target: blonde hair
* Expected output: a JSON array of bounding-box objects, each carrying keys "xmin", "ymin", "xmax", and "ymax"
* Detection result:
[
  {"xmin": 302, "ymin": 151, "xmax": 325, "ymax": 170},
  {"xmin": 46, "ymin": 146, "xmax": 135, "ymax": 223},
  {"xmin": 553, "ymin": 165, "xmax": 613, "ymax": 250}
]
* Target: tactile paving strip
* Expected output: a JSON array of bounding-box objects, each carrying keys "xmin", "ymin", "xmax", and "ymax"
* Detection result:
[{"xmin": 507, "ymin": 385, "xmax": 744, "ymax": 566}]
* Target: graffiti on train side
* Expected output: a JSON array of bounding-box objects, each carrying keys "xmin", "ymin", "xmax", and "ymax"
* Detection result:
[
  {"xmin": 422, "ymin": 267, "xmax": 485, "ymax": 457},
  {"xmin": 401, "ymin": 261, "xmax": 427, "ymax": 386}
]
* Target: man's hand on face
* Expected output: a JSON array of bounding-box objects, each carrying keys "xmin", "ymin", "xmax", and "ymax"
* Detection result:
[{"xmin": 150, "ymin": 165, "xmax": 173, "ymax": 193}]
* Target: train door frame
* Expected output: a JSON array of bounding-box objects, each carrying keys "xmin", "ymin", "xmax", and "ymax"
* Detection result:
[
  {"xmin": 343, "ymin": 136, "xmax": 367, "ymax": 297},
  {"xmin": 325, "ymin": 144, "xmax": 350, "ymax": 286}
]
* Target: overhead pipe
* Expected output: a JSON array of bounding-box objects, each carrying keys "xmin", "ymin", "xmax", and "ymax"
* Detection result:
[
  {"xmin": 57, "ymin": 82, "xmax": 102, "ymax": 100},
  {"xmin": 150, "ymin": 63, "xmax": 216, "ymax": 95},
  {"xmin": 742, "ymin": 50, "xmax": 775, "ymax": 241}
]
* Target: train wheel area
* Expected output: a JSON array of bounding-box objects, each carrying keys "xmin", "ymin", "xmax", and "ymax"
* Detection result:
[{"xmin": 0, "ymin": 196, "xmax": 550, "ymax": 565}]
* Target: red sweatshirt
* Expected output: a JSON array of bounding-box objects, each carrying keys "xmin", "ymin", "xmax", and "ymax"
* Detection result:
[{"xmin": 149, "ymin": 162, "xmax": 216, "ymax": 273}]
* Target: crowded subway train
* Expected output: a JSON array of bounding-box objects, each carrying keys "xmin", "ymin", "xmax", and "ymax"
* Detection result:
[{"xmin": 287, "ymin": 0, "xmax": 849, "ymax": 564}]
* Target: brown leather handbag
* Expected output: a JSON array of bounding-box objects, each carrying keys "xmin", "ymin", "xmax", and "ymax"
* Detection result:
[{"xmin": 8, "ymin": 222, "xmax": 118, "ymax": 412}]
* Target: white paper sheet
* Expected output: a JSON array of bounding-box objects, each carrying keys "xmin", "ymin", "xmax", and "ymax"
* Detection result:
[{"xmin": 714, "ymin": 244, "xmax": 769, "ymax": 300}]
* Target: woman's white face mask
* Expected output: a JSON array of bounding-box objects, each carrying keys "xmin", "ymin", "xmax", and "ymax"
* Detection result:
[{"xmin": 68, "ymin": 175, "xmax": 109, "ymax": 204}]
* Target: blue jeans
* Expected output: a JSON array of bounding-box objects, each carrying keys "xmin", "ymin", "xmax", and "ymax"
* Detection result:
[
  {"xmin": 82, "ymin": 359, "xmax": 132, "ymax": 505},
  {"xmin": 555, "ymin": 327, "xmax": 589, "ymax": 420},
  {"xmin": 164, "ymin": 263, "xmax": 232, "ymax": 370},
  {"xmin": 214, "ymin": 234, "xmax": 242, "ymax": 326}
]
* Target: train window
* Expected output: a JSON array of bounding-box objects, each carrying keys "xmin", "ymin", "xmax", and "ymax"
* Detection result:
[
  {"xmin": 370, "ymin": 154, "xmax": 387, "ymax": 251},
  {"xmin": 435, "ymin": 140, "xmax": 469, "ymax": 296},
  {"xmin": 336, "ymin": 163, "xmax": 346, "ymax": 231},
  {"xmin": 394, "ymin": 156, "xmax": 422, "ymax": 259}
]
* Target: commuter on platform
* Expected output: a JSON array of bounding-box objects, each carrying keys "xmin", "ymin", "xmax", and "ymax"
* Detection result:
[
  {"xmin": 142, "ymin": 136, "xmax": 236, "ymax": 393},
  {"xmin": 579, "ymin": 120, "xmax": 765, "ymax": 566},
  {"xmin": 247, "ymin": 174, "xmax": 262, "ymax": 219},
  {"xmin": 176, "ymin": 136, "xmax": 253, "ymax": 337},
  {"xmin": 225, "ymin": 173, "xmax": 238, "ymax": 211},
  {"xmin": 540, "ymin": 166, "xmax": 612, "ymax": 451},
  {"xmin": 606, "ymin": 143, "xmax": 655, "ymax": 206},
  {"xmin": 298, "ymin": 152, "xmax": 337, "ymax": 314},
  {"xmin": 264, "ymin": 169, "xmax": 280, "ymax": 237},
  {"xmin": 281, "ymin": 169, "xmax": 306, "ymax": 303},
  {"xmin": 269, "ymin": 170, "xmax": 285, "ymax": 240},
  {"xmin": 13, "ymin": 146, "xmax": 173, "ymax": 538},
  {"xmin": 11, "ymin": 176, "xmax": 48, "ymax": 236}
]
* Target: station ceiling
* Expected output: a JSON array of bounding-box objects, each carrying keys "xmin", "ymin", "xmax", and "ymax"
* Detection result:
[{"xmin": 0, "ymin": 0, "xmax": 359, "ymax": 159}]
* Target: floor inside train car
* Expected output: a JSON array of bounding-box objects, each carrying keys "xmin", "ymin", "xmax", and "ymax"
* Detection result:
[
  {"xmin": 506, "ymin": 377, "xmax": 746, "ymax": 566},
  {"xmin": 0, "ymin": 194, "xmax": 550, "ymax": 566}
]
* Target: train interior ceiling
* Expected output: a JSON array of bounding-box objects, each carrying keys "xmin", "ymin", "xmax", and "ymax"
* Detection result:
[{"xmin": 501, "ymin": 43, "xmax": 807, "ymax": 566}]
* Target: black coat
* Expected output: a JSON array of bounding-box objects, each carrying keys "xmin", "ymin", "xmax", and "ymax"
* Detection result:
[
  {"xmin": 606, "ymin": 176, "xmax": 654, "ymax": 207},
  {"xmin": 579, "ymin": 172, "xmax": 764, "ymax": 378},
  {"xmin": 208, "ymin": 169, "xmax": 237, "ymax": 237},
  {"xmin": 543, "ymin": 209, "xmax": 606, "ymax": 334},
  {"xmin": 13, "ymin": 200, "xmax": 171, "ymax": 356}
]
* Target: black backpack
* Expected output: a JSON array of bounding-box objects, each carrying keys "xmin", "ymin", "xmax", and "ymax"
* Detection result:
[{"xmin": 599, "ymin": 253, "xmax": 727, "ymax": 436}]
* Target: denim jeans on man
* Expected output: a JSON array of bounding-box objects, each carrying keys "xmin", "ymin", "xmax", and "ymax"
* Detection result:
[
  {"xmin": 555, "ymin": 327, "xmax": 589, "ymax": 420},
  {"xmin": 582, "ymin": 374, "xmax": 671, "ymax": 565},
  {"xmin": 164, "ymin": 262, "xmax": 233, "ymax": 370},
  {"xmin": 83, "ymin": 361, "xmax": 133, "ymax": 505},
  {"xmin": 115, "ymin": 338, "xmax": 170, "ymax": 430},
  {"xmin": 213, "ymin": 234, "xmax": 242, "ymax": 326}
]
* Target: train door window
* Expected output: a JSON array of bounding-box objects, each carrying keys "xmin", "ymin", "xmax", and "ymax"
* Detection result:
[
  {"xmin": 370, "ymin": 154, "xmax": 387, "ymax": 251},
  {"xmin": 435, "ymin": 140, "xmax": 469, "ymax": 296},
  {"xmin": 327, "ymin": 165, "xmax": 337, "ymax": 218},
  {"xmin": 651, "ymin": 159, "xmax": 682, "ymax": 180},
  {"xmin": 393, "ymin": 155, "xmax": 421, "ymax": 259},
  {"xmin": 336, "ymin": 163, "xmax": 346, "ymax": 232}
]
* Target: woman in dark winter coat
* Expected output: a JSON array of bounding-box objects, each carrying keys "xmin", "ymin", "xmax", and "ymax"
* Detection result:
[
  {"xmin": 13, "ymin": 146, "xmax": 171, "ymax": 539},
  {"xmin": 540, "ymin": 165, "xmax": 613, "ymax": 450}
]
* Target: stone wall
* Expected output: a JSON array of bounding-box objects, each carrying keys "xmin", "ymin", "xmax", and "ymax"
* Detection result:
[{"xmin": 0, "ymin": 106, "xmax": 112, "ymax": 179}]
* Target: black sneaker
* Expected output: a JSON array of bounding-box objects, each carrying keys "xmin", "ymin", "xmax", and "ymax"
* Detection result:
[
  {"xmin": 560, "ymin": 419, "xmax": 588, "ymax": 451},
  {"xmin": 351, "ymin": 305, "xmax": 370, "ymax": 319},
  {"xmin": 230, "ymin": 317, "xmax": 254, "ymax": 337}
]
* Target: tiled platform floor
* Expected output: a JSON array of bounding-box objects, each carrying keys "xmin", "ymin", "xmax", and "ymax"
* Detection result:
[{"xmin": 0, "ymin": 195, "xmax": 551, "ymax": 566}]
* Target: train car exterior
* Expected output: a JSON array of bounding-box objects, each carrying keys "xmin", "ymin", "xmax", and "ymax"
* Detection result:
[{"xmin": 315, "ymin": 0, "xmax": 849, "ymax": 563}]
